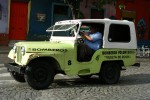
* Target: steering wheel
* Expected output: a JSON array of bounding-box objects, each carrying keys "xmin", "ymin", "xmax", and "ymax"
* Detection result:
[{"xmin": 77, "ymin": 38, "xmax": 84, "ymax": 44}]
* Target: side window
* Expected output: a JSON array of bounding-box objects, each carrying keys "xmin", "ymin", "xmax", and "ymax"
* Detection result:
[
  {"xmin": 108, "ymin": 24, "xmax": 130, "ymax": 42},
  {"xmin": 80, "ymin": 23, "xmax": 104, "ymax": 34}
]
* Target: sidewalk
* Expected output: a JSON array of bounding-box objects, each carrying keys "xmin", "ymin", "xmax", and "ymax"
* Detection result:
[
  {"xmin": 0, "ymin": 46, "xmax": 11, "ymax": 54},
  {"xmin": 0, "ymin": 46, "xmax": 12, "ymax": 64}
]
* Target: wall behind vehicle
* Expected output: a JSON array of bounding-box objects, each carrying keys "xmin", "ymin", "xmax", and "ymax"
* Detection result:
[
  {"xmin": 0, "ymin": 0, "xmax": 9, "ymax": 46},
  {"xmin": 116, "ymin": 0, "xmax": 150, "ymax": 41},
  {"xmin": 27, "ymin": 0, "xmax": 52, "ymax": 41}
]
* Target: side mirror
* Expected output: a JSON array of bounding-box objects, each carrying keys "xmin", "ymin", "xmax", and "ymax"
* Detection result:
[{"xmin": 69, "ymin": 29, "xmax": 76, "ymax": 37}]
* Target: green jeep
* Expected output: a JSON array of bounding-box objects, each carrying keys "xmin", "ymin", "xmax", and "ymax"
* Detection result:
[{"xmin": 5, "ymin": 19, "xmax": 140, "ymax": 90}]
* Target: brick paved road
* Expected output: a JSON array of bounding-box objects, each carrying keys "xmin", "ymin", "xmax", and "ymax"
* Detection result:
[{"xmin": 0, "ymin": 58, "xmax": 150, "ymax": 100}]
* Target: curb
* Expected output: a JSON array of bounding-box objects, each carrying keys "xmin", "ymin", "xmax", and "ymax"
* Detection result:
[
  {"xmin": 0, "ymin": 52, "xmax": 9, "ymax": 54},
  {"xmin": 137, "ymin": 58, "xmax": 150, "ymax": 62},
  {"xmin": 0, "ymin": 64, "xmax": 4, "ymax": 67}
]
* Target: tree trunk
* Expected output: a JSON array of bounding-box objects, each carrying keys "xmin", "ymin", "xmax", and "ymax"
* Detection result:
[{"xmin": 65, "ymin": 0, "xmax": 77, "ymax": 19}]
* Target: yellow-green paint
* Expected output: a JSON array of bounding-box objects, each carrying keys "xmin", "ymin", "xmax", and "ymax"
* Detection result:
[{"xmin": 8, "ymin": 41, "xmax": 137, "ymax": 76}]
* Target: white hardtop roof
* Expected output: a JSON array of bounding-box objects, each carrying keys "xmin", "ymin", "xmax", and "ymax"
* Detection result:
[{"xmin": 55, "ymin": 19, "xmax": 133, "ymax": 25}]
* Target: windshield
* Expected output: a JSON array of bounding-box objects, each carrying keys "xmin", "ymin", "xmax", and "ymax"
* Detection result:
[{"xmin": 46, "ymin": 24, "xmax": 78, "ymax": 37}]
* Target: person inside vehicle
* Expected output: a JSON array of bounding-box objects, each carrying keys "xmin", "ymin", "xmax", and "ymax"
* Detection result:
[{"xmin": 78, "ymin": 26, "xmax": 102, "ymax": 61}]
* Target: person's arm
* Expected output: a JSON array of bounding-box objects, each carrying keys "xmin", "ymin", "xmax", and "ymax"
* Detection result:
[
  {"xmin": 81, "ymin": 32, "xmax": 92, "ymax": 41},
  {"xmin": 90, "ymin": 32, "xmax": 102, "ymax": 42},
  {"xmin": 83, "ymin": 33, "xmax": 92, "ymax": 41}
]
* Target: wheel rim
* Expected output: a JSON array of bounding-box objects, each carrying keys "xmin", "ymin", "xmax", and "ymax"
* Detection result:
[
  {"xmin": 105, "ymin": 67, "xmax": 116, "ymax": 79},
  {"xmin": 25, "ymin": 61, "xmax": 55, "ymax": 90},
  {"xmin": 33, "ymin": 67, "xmax": 48, "ymax": 82}
]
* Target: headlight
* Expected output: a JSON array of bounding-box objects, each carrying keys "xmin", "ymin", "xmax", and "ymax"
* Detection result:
[
  {"xmin": 13, "ymin": 45, "xmax": 17, "ymax": 53},
  {"xmin": 21, "ymin": 46, "xmax": 25, "ymax": 55}
]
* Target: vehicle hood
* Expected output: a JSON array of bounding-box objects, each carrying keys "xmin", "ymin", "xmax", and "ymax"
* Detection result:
[{"xmin": 15, "ymin": 41, "xmax": 73, "ymax": 53}]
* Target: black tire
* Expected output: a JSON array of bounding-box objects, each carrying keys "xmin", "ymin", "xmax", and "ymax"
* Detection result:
[
  {"xmin": 99, "ymin": 62, "xmax": 120, "ymax": 84},
  {"xmin": 78, "ymin": 75, "xmax": 92, "ymax": 79},
  {"xmin": 25, "ymin": 60, "xmax": 55, "ymax": 90},
  {"xmin": 10, "ymin": 71, "xmax": 25, "ymax": 83}
]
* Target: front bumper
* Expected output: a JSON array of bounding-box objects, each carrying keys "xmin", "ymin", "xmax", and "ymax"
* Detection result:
[{"xmin": 4, "ymin": 63, "xmax": 25, "ymax": 74}]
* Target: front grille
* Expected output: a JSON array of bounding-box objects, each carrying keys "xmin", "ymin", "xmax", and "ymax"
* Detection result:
[{"xmin": 16, "ymin": 46, "xmax": 22, "ymax": 63}]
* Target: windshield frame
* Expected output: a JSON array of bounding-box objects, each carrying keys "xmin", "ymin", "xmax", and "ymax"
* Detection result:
[
  {"xmin": 46, "ymin": 23, "xmax": 78, "ymax": 32},
  {"xmin": 46, "ymin": 21, "xmax": 81, "ymax": 41}
]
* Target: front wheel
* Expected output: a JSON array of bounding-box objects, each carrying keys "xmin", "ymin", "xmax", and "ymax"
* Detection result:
[
  {"xmin": 25, "ymin": 60, "xmax": 55, "ymax": 90},
  {"xmin": 99, "ymin": 62, "xmax": 120, "ymax": 84}
]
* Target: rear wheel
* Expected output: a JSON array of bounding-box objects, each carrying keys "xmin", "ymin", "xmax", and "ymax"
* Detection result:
[
  {"xmin": 10, "ymin": 71, "xmax": 25, "ymax": 83},
  {"xmin": 99, "ymin": 62, "xmax": 120, "ymax": 84},
  {"xmin": 25, "ymin": 60, "xmax": 55, "ymax": 90}
]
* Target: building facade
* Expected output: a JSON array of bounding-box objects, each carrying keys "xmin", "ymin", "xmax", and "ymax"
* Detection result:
[
  {"xmin": 0, "ymin": 0, "xmax": 71, "ymax": 46},
  {"xmin": 27, "ymin": 0, "xmax": 71, "ymax": 41},
  {"xmin": 0, "ymin": 0, "xmax": 150, "ymax": 48},
  {"xmin": 0, "ymin": 0, "xmax": 9, "ymax": 45},
  {"xmin": 116, "ymin": 0, "xmax": 150, "ymax": 48}
]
